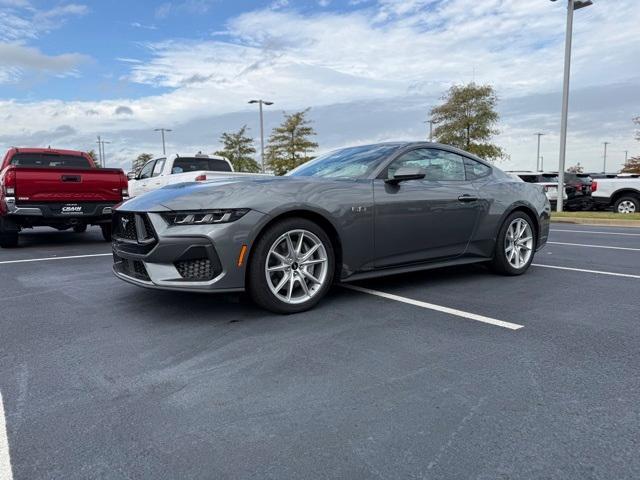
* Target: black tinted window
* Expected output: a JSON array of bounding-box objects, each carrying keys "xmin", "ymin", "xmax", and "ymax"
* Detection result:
[
  {"xmin": 172, "ymin": 158, "xmax": 232, "ymax": 173},
  {"xmin": 464, "ymin": 158, "xmax": 491, "ymax": 180},
  {"xmin": 139, "ymin": 161, "xmax": 154, "ymax": 179},
  {"xmin": 388, "ymin": 149, "xmax": 465, "ymax": 181},
  {"xmin": 10, "ymin": 153, "xmax": 92, "ymax": 169}
]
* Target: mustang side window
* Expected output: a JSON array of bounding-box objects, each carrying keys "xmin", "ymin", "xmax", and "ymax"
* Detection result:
[
  {"xmin": 387, "ymin": 149, "xmax": 465, "ymax": 181},
  {"xmin": 463, "ymin": 158, "xmax": 492, "ymax": 180}
]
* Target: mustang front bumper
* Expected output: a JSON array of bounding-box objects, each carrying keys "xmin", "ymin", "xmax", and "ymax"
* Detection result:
[{"xmin": 111, "ymin": 209, "xmax": 266, "ymax": 293}]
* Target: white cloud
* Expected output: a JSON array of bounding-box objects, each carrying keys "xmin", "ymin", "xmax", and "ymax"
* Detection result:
[
  {"xmin": 0, "ymin": 0, "xmax": 639, "ymax": 171},
  {"xmin": 0, "ymin": 43, "xmax": 89, "ymax": 81}
]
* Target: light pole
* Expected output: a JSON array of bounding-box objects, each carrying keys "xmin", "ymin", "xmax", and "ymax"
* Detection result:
[
  {"xmin": 534, "ymin": 133, "xmax": 545, "ymax": 171},
  {"xmin": 424, "ymin": 119, "xmax": 437, "ymax": 142},
  {"xmin": 540, "ymin": 155, "xmax": 545, "ymax": 171},
  {"xmin": 154, "ymin": 128, "xmax": 172, "ymax": 156},
  {"xmin": 96, "ymin": 136, "xmax": 111, "ymax": 167},
  {"xmin": 624, "ymin": 150, "xmax": 628, "ymax": 164},
  {"xmin": 602, "ymin": 141, "xmax": 609, "ymax": 173},
  {"xmin": 248, "ymin": 99, "xmax": 273, "ymax": 173},
  {"xmin": 553, "ymin": 0, "xmax": 593, "ymax": 212}
]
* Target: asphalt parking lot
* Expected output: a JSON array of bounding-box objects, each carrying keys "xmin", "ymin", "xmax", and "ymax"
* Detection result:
[{"xmin": 1, "ymin": 224, "xmax": 639, "ymax": 480}]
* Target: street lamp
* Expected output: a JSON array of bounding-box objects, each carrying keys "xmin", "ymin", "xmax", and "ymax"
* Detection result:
[
  {"xmin": 534, "ymin": 133, "xmax": 545, "ymax": 171},
  {"xmin": 552, "ymin": 0, "xmax": 593, "ymax": 212},
  {"xmin": 154, "ymin": 128, "xmax": 172, "ymax": 156},
  {"xmin": 248, "ymin": 99, "xmax": 273, "ymax": 173},
  {"xmin": 602, "ymin": 141, "xmax": 609, "ymax": 173},
  {"xmin": 96, "ymin": 136, "xmax": 111, "ymax": 168},
  {"xmin": 423, "ymin": 118, "xmax": 437, "ymax": 142}
]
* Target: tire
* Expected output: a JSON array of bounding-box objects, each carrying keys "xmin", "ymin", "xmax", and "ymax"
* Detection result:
[
  {"xmin": 489, "ymin": 211, "xmax": 537, "ymax": 276},
  {"xmin": 0, "ymin": 232, "xmax": 18, "ymax": 248},
  {"xmin": 101, "ymin": 224, "xmax": 112, "ymax": 242},
  {"xmin": 73, "ymin": 224, "xmax": 87, "ymax": 233},
  {"xmin": 613, "ymin": 196, "xmax": 639, "ymax": 214},
  {"xmin": 247, "ymin": 218, "xmax": 335, "ymax": 314}
]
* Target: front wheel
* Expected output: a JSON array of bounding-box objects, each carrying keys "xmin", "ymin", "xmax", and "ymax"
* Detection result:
[
  {"xmin": 489, "ymin": 212, "xmax": 536, "ymax": 276},
  {"xmin": 247, "ymin": 218, "xmax": 335, "ymax": 314},
  {"xmin": 100, "ymin": 224, "xmax": 112, "ymax": 242}
]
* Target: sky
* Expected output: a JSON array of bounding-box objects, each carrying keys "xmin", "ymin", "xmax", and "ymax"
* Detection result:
[{"xmin": 0, "ymin": 0, "xmax": 639, "ymax": 173}]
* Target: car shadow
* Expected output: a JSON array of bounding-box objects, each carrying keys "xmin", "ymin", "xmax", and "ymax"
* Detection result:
[{"xmin": 17, "ymin": 227, "xmax": 107, "ymax": 249}]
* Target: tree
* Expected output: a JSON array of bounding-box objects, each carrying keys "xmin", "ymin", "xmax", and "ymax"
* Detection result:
[
  {"xmin": 214, "ymin": 125, "xmax": 260, "ymax": 173},
  {"xmin": 621, "ymin": 157, "xmax": 640, "ymax": 174},
  {"xmin": 430, "ymin": 82, "xmax": 506, "ymax": 161},
  {"xmin": 567, "ymin": 163, "xmax": 584, "ymax": 173},
  {"xmin": 132, "ymin": 153, "xmax": 153, "ymax": 174},
  {"xmin": 634, "ymin": 116, "xmax": 640, "ymax": 141},
  {"xmin": 87, "ymin": 149, "xmax": 101, "ymax": 168},
  {"xmin": 266, "ymin": 109, "xmax": 318, "ymax": 175}
]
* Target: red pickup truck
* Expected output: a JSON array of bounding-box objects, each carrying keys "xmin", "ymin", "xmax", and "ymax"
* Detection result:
[{"xmin": 0, "ymin": 147, "xmax": 129, "ymax": 248}]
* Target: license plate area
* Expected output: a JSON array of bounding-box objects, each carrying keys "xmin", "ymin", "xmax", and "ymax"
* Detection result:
[{"xmin": 60, "ymin": 204, "xmax": 84, "ymax": 215}]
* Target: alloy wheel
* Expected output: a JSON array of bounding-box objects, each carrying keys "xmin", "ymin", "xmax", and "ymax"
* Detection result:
[
  {"xmin": 265, "ymin": 229, "xmax": 329, "ymax": 304},
  {"xmin": 504, "ymin": 218, "xmax": 533, "ymax": 269},
  {"xmin": 617, "ymin": 200, "xmax": 637, "ymax": 214}
]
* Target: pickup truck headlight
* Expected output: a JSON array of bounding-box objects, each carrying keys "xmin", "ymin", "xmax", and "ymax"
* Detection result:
[{"xmin": 163, "ymin": 209, "xmax": 250, "ymax": 225}]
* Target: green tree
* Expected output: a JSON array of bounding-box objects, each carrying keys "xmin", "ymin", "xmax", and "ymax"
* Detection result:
[
  {"xmin": 622, "ymin": 116, "xmax": 640, "ymax": 173},
  {"xmin": 132, "ymin": 153, "xmax": 153, "ymax": 174},
  {"xmin": 87, "ymin": 149, "xmax": 101, "ymax": 168},
  {"xmin": 214, "ymin": 125, "xmax": 260, "ymax": 173},
  {"xmin": 567, "ymin": 163, "xmax": 584, "ymax": 173},
  {"xmin": 430, "ymin": 82, "xmax": 506, "ymax": 161},
  {"xmin": 266, "ymin": 109, "xmax": 318, "ymax": 175}
]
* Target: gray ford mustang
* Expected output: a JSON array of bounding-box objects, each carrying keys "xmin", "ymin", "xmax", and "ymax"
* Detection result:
[{"xmin": 112, "ymin": 142, "xmax": 550, "ymax": 313}]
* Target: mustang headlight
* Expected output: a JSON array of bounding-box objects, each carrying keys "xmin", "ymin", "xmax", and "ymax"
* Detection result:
[{"xmin": 163, "ymin": 209, "xmax": 250, "ymax": 226}]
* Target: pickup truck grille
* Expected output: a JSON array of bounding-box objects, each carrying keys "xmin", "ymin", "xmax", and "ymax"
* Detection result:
[{"xmin": 112, "ymin": 212, "xmax": 157, "ymax": 254}]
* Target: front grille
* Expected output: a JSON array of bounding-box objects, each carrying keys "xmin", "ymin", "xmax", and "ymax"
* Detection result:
[
  {"xmin": 175, "ymin": 258, "xmax": 217, "ymax": 281},
  {"xmin": 112, "ymin": 212, "xmax": 157, "ymax": 254},
  {"xmin": 114, "ymin": 212, "xmax": 137, "ymax": 240},
  {"xmin": 113, "ymin": 253, "xmax": 151, "ymax": 281}
]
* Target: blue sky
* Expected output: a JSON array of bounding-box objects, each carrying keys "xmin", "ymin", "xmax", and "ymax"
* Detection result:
[{"xmin": 1, "ymin": 0, "xmax": 639, "ymax": 172}]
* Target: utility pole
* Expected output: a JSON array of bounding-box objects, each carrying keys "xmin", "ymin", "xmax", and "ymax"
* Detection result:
[
  {"xmin": 96, "ymin": 136, "xmax": 103, "ymax": 166},
  {"xmin": 553, "ymin": 0, "xmax": 593, "ymax": 212},
  {"xmin": 248, "ymin": 100, "xmax": 273, "ymax": 173},
  {"xmin": 602, "ymin": 141, "xmax": 609, "ymax": 173},
  {"xmin": 154, "ymin": 128, "xmax": 172, "ymax": 156},
  {"xmin": 534, "ymin": 133, "xmax": 545, "ymax": 171},
  {"xmin": 423, "ymin": 119, "xmax": 437, "ymax": 142}
]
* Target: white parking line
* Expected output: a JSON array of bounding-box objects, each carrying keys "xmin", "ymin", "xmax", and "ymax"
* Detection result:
[
  {"xmin": 551, "ymin": 228, "xmax": 640, "ymax": 237},
  {"xmin": 0, "ymin": 253, "xmax": 111, "ymax": 265},
  {"xmin": 0, "ymin": 391, "xmax": 13, "ymax": 480},
  {"xmin": 533, "ymin": 263, "xmax": 640, "ymax": 279},
  {"xmin": 547, "ymin": 241, "xmax": 640, "ymax": 252},
  {"xmin": 344, "ymin": 285, "xmax": 523, "ymax": 330}
]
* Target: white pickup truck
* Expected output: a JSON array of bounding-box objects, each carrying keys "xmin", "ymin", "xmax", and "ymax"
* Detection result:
[
  {"xmin": 128, "ymin": 153, "xmax": 266, "ymax": 197},
  {"xmin": 591, "ymin": 175, "xmax": 640, "ymax": 213}
]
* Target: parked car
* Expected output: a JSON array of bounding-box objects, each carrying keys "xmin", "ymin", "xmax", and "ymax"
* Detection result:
[
  {"xmin": 112, "ymin": 142, "xmax": 550, "ymax": 313},
  {"xmin": 0, "ymin": 147, "xmax": 129, "ymax": 248},
  {"xmin": 557, "ymin": 172, "xmax": 593, "ymax": 210},
  {"xmin": 128, "ymin": 153, "xmax": 268, "ymax": 197},
  {"xmin": 507, "ymin": 171, "xmax": 573, "ymax": 209},
  {"xmin": 591, "ymin": 176, "xmax": 640, "ymax": 213}
]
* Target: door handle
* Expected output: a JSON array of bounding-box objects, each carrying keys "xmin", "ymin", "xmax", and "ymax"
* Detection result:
[{"xmin": 458, "ymin": 194, "xmax": 478, "ymax": 202}]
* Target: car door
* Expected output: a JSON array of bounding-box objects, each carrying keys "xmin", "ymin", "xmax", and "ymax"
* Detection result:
[
  {"xmin": 132, "ymin": 160, "xmax": 156, "ymax": 196},
  {"xmin": 148, "ymin": 158, "xmax": 166, "ymax": 192},
  {"xmin": 373, "ymin": 148, "xmax": 482, "ymax": 267}
]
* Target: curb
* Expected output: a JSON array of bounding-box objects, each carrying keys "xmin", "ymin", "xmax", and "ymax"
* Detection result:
[{"xmin": 551, "ymin": 218, "xmax": 640, "ymax": 228}]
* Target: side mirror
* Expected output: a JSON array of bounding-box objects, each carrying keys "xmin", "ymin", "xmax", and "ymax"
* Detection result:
[
  {"xmin": 385, "ymin": 166, "xmax": 426, "ymax": 185},
  {"xmin": 127, "ymin": 172, "xmax": 136, "ymax": 180}
]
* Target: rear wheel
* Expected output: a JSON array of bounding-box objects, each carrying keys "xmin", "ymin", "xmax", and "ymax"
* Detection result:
[
  {"xmin": 73, "ymin": 224, "xmax": 87, "ymax": 233},
  {"xmin": 100, "ymin": 224, "xmax": 112, "ymax": 242},
  {"xmin": 614, "ymin": 196, "xmax": 639, "ymax": 214},
  {"xmin": 247, "ymin": 218, "xmax": 335, "ymax": 314},
  {"xmin": 489, "ymin": 212, "xmax": 536, "ymax": 276}
]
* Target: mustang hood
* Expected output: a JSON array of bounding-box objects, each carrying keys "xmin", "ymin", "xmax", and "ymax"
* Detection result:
[{"xmin": 117, "ymin": 176, "xmax": 359, "ymax": 213}]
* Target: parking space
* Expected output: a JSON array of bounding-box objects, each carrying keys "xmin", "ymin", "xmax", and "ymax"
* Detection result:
[{"xmin": 1, "ymin": 224, "xmax": 639, "ymax": 479}]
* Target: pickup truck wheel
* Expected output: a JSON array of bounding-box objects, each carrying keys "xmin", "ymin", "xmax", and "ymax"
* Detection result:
[
  {"xmin": 489, "ymin": 212, "xmax": 536, "ymax": 276},
  {"xmin": 73, "ymin": 224, "xmax": 87, "ymax": 233},
  {"xmin": 100, "ymin": 224, "xmax": 112, "ymax": 242},
  {"xmin": 614, "ymin": 196, "xmax": 639, "ymax": 214},
  {"xmin": 0, "ymin": 232, "xmax": 18, "ymax": 248},
  {"xmin": 247, "ymin": 218, "xmax": 335, "ymax": 314}
]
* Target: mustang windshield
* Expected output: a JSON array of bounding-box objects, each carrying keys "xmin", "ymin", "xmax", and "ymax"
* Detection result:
[{"xmin": 287, "ymin": 144, "xmax": 401, "ymax": 179}]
